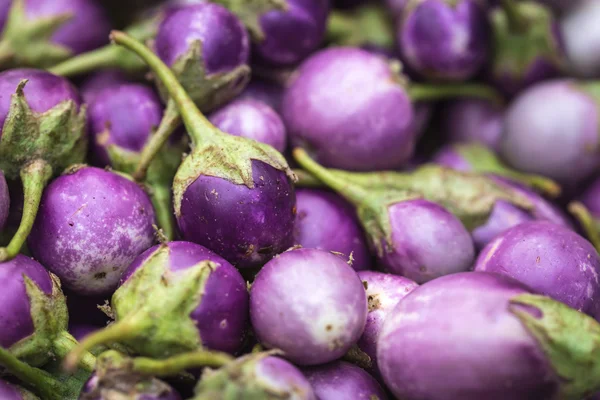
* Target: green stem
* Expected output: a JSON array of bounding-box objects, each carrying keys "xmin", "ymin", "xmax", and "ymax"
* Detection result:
[
  {"xmin": 53, "ymin": 331, "xmax": 96, "ymax": 372},
  {"xmin": 0, "ymin": 347, "xmax": 62, "ymax": 400},
  {"xmin": 48, "ymin": 45, "xmax": 139, "ymax": 77},
  {"xmin": 133, "ymin": 100, "xmax": 181, "ymax": 181},
  {"xmin": 292, "ymin": 148, "xmax": 367, "ymax": 206},
  {"xmin": 64, "ymin": 316, "xmax": 144, "ymax": 372},
  {"xmin": 501, "ymin": 0, "xmax": 529, "ymax": 33},
  {"xmin": 0, "ymin": 159, "xmax": 52, "ymax": 262},
  {"xmin": 0, "ymin": 39, "xmax": 15, "ymax": 69},
  {"xmin": 131, "ymin": 350, "xmax": 233, "ymax": 376},
  {"xmin": 110, "ymin": 30, "xmax": 215, "ymax": 146},
  {"xmin": 568, "ymin": 202, "xmax": 600, "ymax": 253},
  {"xmin": 326, "ymin": 11, "xmax": 354, "ymax": 43},
  {"xmin": 408, "ymin": 83, "xmax": 503, "ymax": 105},
  {"xmin": 148, "ymin": 183, "xmax": 175, "ymax": 241},
  {"xmin": 292, "ymin": 169, "xmax": 325, "ymax": 188}
]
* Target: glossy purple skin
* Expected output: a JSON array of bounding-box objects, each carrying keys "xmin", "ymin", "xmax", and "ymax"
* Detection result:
[
  {"xmin": 303, "ymin": 361, "xmax": 388, "ymax": 400},
  {"xmin": 155, "ymin": 3, "xmax": 249, "ymax": 74},
  {"xmin": 28, "ymin": 167, "xmax": 156, "ymax": 296},
  {"xmin": 398, "ymin": 0, "xmax": 489, "ymax": 81},
  {"xmin": 24, "ymin": 0, "xmax": 111, "ymax": 54},
  {"xmin": 431, "ymin": 146, "xmax": 471, "ymax": 171},
  {"xmin": 88, "ymin": 83, "xmax": 163, "ymax": 166},
  {"xmin": 475, "ymin": 221, "xmax": 600, "ymax": 319},
  {"xmin": 356, "ymin": 271, "xmax": 417, "ymax": 380},
  {"xmin": 501, "ymin": 80, "xmax": 600, "ymax": 187},
  {"xmin": 250, "ymin": 248, "xmax": 368, "ymax": 365},
  {"xmin": 294, "ymin": 189, "xmax": 371, "ymax": 271},
  {"xmin": 282, "ymin": 47, "xmax": 416, "ymax": 171},
  {"xmin": 561, "ymin": 0, "xmax": 600, "ymax": 78},
  {"xmin": 378, "ymin": 272, "xmax": 559, "ymax": 400},
  {"xmin": 380, "ymin": 199, "xmax": 475, "ymax": 284},
  {"xmin": 208, "ymin": 99, "xmax": 287, "ymax": 153},
  {"xmin": 441, "ymin": 98, "xmax": 503, "ymax": 151},
  {"xmin": 121, "ymin": 241, "xmax": 249, "ymax": 354},
  {"xmin": 0, "ymin": 379, "xmax": 27, "ymax": 400},
  {"xmin": 237, "ymin": 79, "xmax": 284, "ymax": 112},
  {"xmin": 579, "ymin": 176, "xmax": 600, "ymax": 218},
  {"xmin": 80, "ymin": 70, "xmax": 129, "ymax": 104},
  {"xmin": 253, "ymin": 0, "xmax": 330, "ymax": 66},
  {"xmin": 178, "ymin": 160, "xmax": 296, "ymax": 269},
  {"xmin": 0, "ymin": 68, "xmax": 81, "ymax": 139},
  {"xmin": 0, "ymin": 170, "xmax": 8, "ymax": 232},
  {"xmin": 80, "ymin": 373, "xmax": 182, "ymax": 400},
  {"xmin": 472, "ymin": 200, "xmax": 534, "ymax": 249},
  {"xmin": 255, "ymin": 356, "xmax": 316, "ymax": 399},
  {"xmin": 0, "ymin": 255, "xmax": 53, "ymax": 348}
]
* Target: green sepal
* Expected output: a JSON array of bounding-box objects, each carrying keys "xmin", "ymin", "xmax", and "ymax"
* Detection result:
[
  {"xmin": 172, "ymin": 125, "xmax": 294, "ymax": 217},
  {"xmin": 0, "ymin": 80, "xmax": 87, "ymax": 180},
  {"xmin": 509, "ymin": 294, "xmax": 600, "ymax": 400},
  {"xmin": 155, "ymin": 40, "xmax": 251, "ymax": 113},
  {"xmin": 193, "ymin": 351, "xmax": 307, "ymax": 400},
  {"xmin": 453, "ymin": 143, "xmax": 561, "ymax": 197},
  {"xmin": 41, "ymin": 357, "xmax": 92, "ymax": 400},
  {"xmin": 0, "ymin": 0, "xmax": 73, "ymax": 69},
  {"xmin": 326, "ymin": 4, "xmax": 395, "ymax": 49},
  {"xmin": 109, "ymin": 245, "xmax": 215, "ymax": 358},
  {"xmin": 9, "ymin": 273, "xmax": 68, "ymax": 367},
  {"xmin": 211, "ymin": 0, "xmax": 287, "ymax": 42},
  {"xmin": 490, "ymin": 1, "xmax": 565, "ymax": 82}
]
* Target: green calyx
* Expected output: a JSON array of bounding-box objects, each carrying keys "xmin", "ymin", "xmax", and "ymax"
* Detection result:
[
  {"xmin": 65, "ymin": 245, "xmax": 217, "ymax": 370},
  {"xmin": 109, "ymin": 31, "xmax": 295, "ymax": 218},
  {"xmin": 293, "ymin": 148, "xmax": 534, "ymax": 256},
  {"xmin": 193, "ymin": 351, "xmax": 303, "ymax": 400},
  {"xmin": 453, "ymin": 143, "xmax": 561, "ymax": 197},
  {"xmin": 509, "ymin": 294, "xmax": 600, "ymax": 399},
  {"xmin": 211, "ymin": 0, "xmax": 288, "ymax": 42},
  {"xmin": 0, "ymin": 0, "xmax": 73, "ymax": 69},
  {"xmin": 491, "ymin": 1, "xmax": 565, "ymax": 81},
  {"xmin": 155, "ymin": 40, "xmax": 251, "ymax": 113},
  {"xmin": 326, "ymin": 4, "xmax": 395, "ymax": 49},
  {"xmin": 0, "ymin": 80, "xmax": 87, "ymax": 179}
]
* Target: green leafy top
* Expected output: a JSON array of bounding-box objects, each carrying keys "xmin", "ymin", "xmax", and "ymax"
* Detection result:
[{"xmin": 210, "ymin": 0, "xmax": 288, "ymax": 42}]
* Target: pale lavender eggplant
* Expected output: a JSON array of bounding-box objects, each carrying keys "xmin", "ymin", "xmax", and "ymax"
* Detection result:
[
  {"xmin": 87, "ymin": 83, "xmax": 163, "ymax": 166},
  {"xmin": 561, "ymin": 0, "xmax": 600, "ymax": 78},
  {"xmin": 80, "ymin": 70, "xmax": 129, "ymax": 104},
  {"xmin": 0, "ymin": 68, "xmax": 81, "ymax": 138},
  {"xmin": 431, "ymin": 146, "xmax": 471, "ymax": 171},
  {"xmin": 253, "ymin": 356, "xmax": 316, "ymax": 399},
  {"xmin": 441, "ymin": 98, "xmax": 503, "ymax": 151},
  {"xmin": 80, "ymin": 372, "xmax": 182, "ymax": 400},
  {"xmin": 0, "ymin": 170, "xmax": 8, "ymax": 232},
  {"xmin": 397, "ymin": 0, "xmax": 489, "ymax": 81},
  {"xmin": 155, "ymin": 3, "xmax": 249, "ymax": 73},
  {"xmin": 282, "ymin": 47, "xmax": 416, "ymax": 171},
  {"xmin": 121, "ymin": 241, "xmax": 249, "ymax": 354},
  {"xmin": 475, "ymin": 221, "xmax": 600, "ymax": 319},
  {"xmin": 208, "ymin": 99, "xmax": 287, "ymax": 153},
  {"xmin": 500, "ymin": 79, "xmax": 600, "ymax": 187},
  {"xmin": 302, "ymin": 361, "xmax": 388, "ymax": 400},
  {"xmin": 250, "ymin": 248, "xmax": 368, "ymax": 365},
  {"xmin": 236, "ymin": 79, "xmax": 284, "ymax": 112},
  {"xmin": 23, "ymin": 0, "xmax": 111, "ymax": 54},
  {"xmin": 0, "ymin": 379, "xmax": 35, "ymax": 400},
  {"xmin": 253, "ymin": 0, "xmax": 330, "ymax": 66},
  {"xmin": 294, "ymin": 189, "xmax": 371, "ymax": 271},
  {"xmin": 356, "ymin": 271, "xmax": 418, "ymax": 380},
  {"xmin": 379, "ymin": 199, "xmax": 475, "ymax": 284},
  {"xmin": 178, "ymin": 159, "xmax": 296, "ymax": 268},
  {"xmin": 27, "ymin": 167, "xmax": 156, "ymax": 296},
  {"xmin": 0, "ymin": 255, "xmax": 52, "ymax": 348},
  {"xmin": 377, "ymin": 272, "xmax": 559, "ymax": 400}
]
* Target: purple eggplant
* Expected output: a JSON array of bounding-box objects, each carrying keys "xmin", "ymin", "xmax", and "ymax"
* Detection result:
[
  {"xmin": 111, "ymin": 31, "xmax": 296, "ymax": 269},
  {"xmin": 355, "ymin": 271, "xmax": 417, "ymax": 380},
  {"xmin": 475, "ymin": 220, "xmax": 600, "ymax": 319},
  {"xmin": 397, "ymin": 0, "xmax": 489, "ymax": 81},
  {"xmin": 561, "ymin": 0, "xmax": 600, "ymax": 78},
  {"xmin": 0, "ymin": 0, "xmax": 111, "ymax": 69},
  {"xmin": 294, "ymin": 189, "xmax": 371, "ymax": 271},
  {"xmin": 79, "ymin": 69, "xmax": 129, "ymax": 105},
  {"xmin": 378, "ymin": 271, "xmax": 600, "ymax": 399},
  {"xmin": 27, "ymin": 166, "xmax": 156, "ymax": 296},
  {"xmin": 302, "ymin": 361, "xmax": 388, "ymax": 400},
  {"xmin": 0, "ymin": 68, "xmax": 87, "ymax": 261},
  {"xmin": 441, "ymin": 98, "xmax": 503, "ymax": 151},
  {"xmin": 65, "ymin": 241, "xmax": 249, "ymax": 366},
  {"xmin": 208, "ymin": 99, "xmax": 287, "ymax": 153},
  {"xmin": 0, "ymin": 379, "xmax": 38, "ymax": 400},
  {"xmin": 236, "ymin": 78, "xmax": 284, "ymax": 113},
  {"xmin": 250, "ymin": 248, "xmax": 368, "ymax": 365}
]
